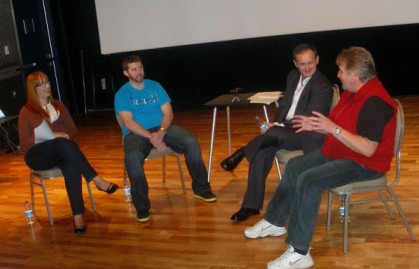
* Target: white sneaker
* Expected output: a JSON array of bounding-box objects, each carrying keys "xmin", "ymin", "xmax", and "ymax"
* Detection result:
[
  {"xmin": 244, "ymin": 219, "xmax": 287, "ymax": 239},
  {"xmin": 266, "ymin": 246, "xmax": 314, "ymax": 269}
]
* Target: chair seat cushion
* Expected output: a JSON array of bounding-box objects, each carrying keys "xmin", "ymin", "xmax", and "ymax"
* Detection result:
[
  {"xmin": 146, "ymin": 147, "xmax": 175, "ymax": 160},
  {"xmin": 32, "ymin": 167, "xmax": 63, "ymax": 179},
  {"xmin": 275, "ymin": 149, "xmax": 304, "ymax": 164},
  {"xmin": 331, "ymin": 175, "xmax": 387, "ymax": 194}
]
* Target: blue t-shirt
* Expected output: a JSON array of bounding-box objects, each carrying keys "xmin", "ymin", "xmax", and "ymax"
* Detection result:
[{"xmin": 114, "ymin": 79, "xmax": 171, "ymax": 136}]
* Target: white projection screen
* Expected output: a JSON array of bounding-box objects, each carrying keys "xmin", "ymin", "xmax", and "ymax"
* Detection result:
[{"xmin": 95, "ymin": 0, "xmax": 419, "ymax": 55}]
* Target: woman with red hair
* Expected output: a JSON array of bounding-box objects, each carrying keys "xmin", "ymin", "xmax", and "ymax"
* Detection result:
[{"xmin": 18, "ymin": 71, "xmax": 119, "ymax": 234}]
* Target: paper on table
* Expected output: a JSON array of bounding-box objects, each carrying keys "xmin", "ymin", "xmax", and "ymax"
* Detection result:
[
  {"xmin": 34, "ymin": 120, "xmax": 55, "ymax": 144},
  {"xmin": 248, "ymin": 91, "xmax": 283, "ymax": 104}
]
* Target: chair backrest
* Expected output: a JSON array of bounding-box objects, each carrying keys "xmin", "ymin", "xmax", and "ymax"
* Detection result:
[
  {"xmin": 330, "ymin": 84, "xmax": 341, "ymax": 112},
  {"xmin": 390, "ymin": 99, "xmax": 404, "ymax": 188}
]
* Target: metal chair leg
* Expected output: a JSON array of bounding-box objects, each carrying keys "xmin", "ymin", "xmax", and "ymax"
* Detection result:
[
  {"xmin": 30, "ymin": 174, "xmax": 36, "ymax": 215},
  {"xmin": 162, "ymin": 155, "xmax": 166, "ymax": 183},
  {"xmin": 86, "ymin": 182, "xmax": 97, "ymax": 212},
  {"xmin": 175, "ymin": 153, "xmax": 186, "ymax": 194},
  {"xmin": 274, "ymin": 157, "xmax": 282, "ymax": 180},
  {"xmin": 40, "ymin": 178, "xmax": 54, "ymax": 225},
  {"xmin": 379, "ymin": 190, "xmax": 395, "ymax": 219},
  {"xmin": 326, "ymin": 191, "xmax": 333, "ymax": 232},
  {"xmin": 387, "ymin": 188, "xmax": 416, "ymax": 242}
]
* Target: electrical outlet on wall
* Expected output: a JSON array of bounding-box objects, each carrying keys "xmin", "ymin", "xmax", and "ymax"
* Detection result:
[{"xmin": 101, "ymin": 78, "xmax": 106, "ymax": 90}]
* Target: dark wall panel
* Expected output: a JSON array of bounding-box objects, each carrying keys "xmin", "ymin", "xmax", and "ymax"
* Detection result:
[
  {"xmin": 0, "ymin": 0, "xmax": 24, "ymax": 118},
  {"xmin": 0, "ymin": 71, "xmax": 25, "ymax": 116},
  {"xmin": 12, "ymin": 0, "xmax": 54, "ymax": 64},
  {"xmin": 12, "ymin": 0, "xmax": 69, "ymax": 107},
  {"xmin": 0, "ymin": 0, "xmax": 20, "ymax": 70}
]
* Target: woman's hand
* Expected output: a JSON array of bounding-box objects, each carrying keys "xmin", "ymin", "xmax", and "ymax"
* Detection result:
[{"xmin": 54, "ymin": 132, "xmax": 70, "ymax": 139}]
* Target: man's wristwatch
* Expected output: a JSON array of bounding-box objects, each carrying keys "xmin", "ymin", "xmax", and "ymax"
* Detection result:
[
  {"xmin": 333, "ymin": 126, "xmax": 342, "ymax": 136},
  {"xmin": 159, "ymin": 127, "xmax": 167, "ymax": 133}
]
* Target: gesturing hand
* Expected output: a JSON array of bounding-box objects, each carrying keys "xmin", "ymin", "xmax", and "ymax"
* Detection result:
[{"xmin": 292, "ymin": 111, "xmax": 335, "ymax": 134}]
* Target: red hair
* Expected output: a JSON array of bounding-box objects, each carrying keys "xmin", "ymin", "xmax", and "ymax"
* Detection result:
[{"xmin": 25, "ymin": 71, "xmax": 60, "ymax": 119}]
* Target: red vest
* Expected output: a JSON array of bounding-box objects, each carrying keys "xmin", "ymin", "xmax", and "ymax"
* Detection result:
[{"xmin": 322, "ymin": 78, "xmax": 396, "ymax": 173}]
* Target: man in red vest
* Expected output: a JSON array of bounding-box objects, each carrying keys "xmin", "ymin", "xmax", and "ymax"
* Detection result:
[{"xmin": 244, "ymin": 47, "xmax": 397, "ymax": 269}]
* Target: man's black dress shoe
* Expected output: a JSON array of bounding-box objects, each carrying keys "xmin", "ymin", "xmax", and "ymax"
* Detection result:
[
  {"xmin": 220, "ymin": 147, "xmax": 245, "ymax": 171},
  {"xmin": 230, "ymin": 208, "xmax": 260, "ymax": 222}
]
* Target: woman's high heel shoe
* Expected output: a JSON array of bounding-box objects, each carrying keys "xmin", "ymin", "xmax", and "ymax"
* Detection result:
[
  {"xmin": 73, "ymin": 223, "xmax": 87, "ymax": 235},
  {"xmin": 93, "ymin": 177, "xmax": 119, "ymax": 194},
  {"xmin": 101, "ymin": 183, "xmax": 119, "ymax": 194}
]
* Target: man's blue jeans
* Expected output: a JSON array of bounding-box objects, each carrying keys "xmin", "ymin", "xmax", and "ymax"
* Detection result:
[
  {"xmin": 124, "ymin": 125, "xmax": 211, "ymax": 212},
  {"xmin": 264, "ymin": 149, "xmax": 383, "ymax": 251}
]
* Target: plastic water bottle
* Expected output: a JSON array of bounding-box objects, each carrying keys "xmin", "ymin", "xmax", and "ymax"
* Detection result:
[
  {"xmin": 339, "ymin": 195, "xmax": 350, "ymax": 223},
  {"xmin": 123, "ymin": 178, "xmax": 132, "ymax": 202},
  {"xmin": 256, "ymin": 116, "xmax": 268, "ymax": 132},
  {"xmin": 24, "ymin": 201, "xmax": 35, "ymax": 225}
]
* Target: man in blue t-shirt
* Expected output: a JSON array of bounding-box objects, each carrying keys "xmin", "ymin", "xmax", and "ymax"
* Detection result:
[{"xmin": 115, "ymin": 55, "xmax": 216, "ymax": 222}]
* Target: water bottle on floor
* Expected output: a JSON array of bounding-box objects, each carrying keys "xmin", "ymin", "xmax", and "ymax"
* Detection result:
[
  {"xmin": 123, "ymin": 177, "xmax": 132, "ymax": 203},
  {"xmin": 24, "ymin": 201, "xmax": 35, "ymax": 225},
  {"xmin": 339, "ymin": 195, "xmax": 350, "ymax": 223}
]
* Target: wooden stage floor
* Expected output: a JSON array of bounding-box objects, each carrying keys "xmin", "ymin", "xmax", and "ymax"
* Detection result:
[{"xmin": 0, "ymin": 96, "xmax": 418, "ymax": 268}]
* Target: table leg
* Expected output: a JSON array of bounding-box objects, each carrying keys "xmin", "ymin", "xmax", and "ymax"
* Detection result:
[
  {"xmin": 263, "ymin": 105, "xmax": 269, "ymax": 123},
  {"xmin": 207, "ymin": 106, "xmax": 217, "ymax": 182},
  {"xmin": 0, "ymin": 123, "xmax": 19, "ymax": 154},
  {"xmin": 226, "ymin": 106, "xmax": 231, "ymax": 155},
  {"xmin": 0, "ymin": 121, "xmax": 19, "ymax": 155}
]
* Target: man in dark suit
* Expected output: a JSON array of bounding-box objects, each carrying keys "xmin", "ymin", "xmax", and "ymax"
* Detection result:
[{"xmin": 221, "ymin": 44, "xmax": 333, "ymax": 222}]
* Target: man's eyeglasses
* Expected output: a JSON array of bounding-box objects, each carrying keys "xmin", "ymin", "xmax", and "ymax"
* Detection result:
[{"xmin": 35, "ymin": 81, "xmax": 50, "ymax": 88}]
